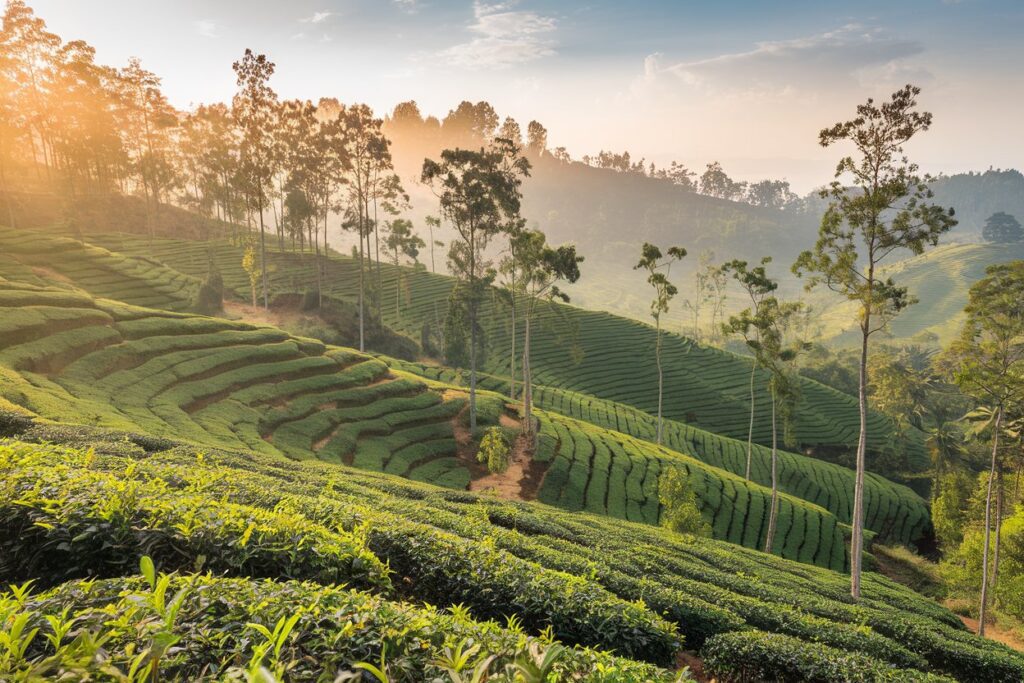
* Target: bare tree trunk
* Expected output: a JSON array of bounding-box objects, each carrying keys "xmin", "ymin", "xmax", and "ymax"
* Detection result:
[
  {"xmin": 746, "ymin": 359, "xmax": 756, "ymax": 480},
  {"xmin": 851, "ymin": 318, "xmax": 870, "ymax": 599},
  {"xmin": 979, "ymin": 406, "xmax": 1003, "ymax": 637},
  {"xmin": 257, "ymin": 177, "xmax": 269, "ymax": 309},
  {"xmin": 655, "ymin": 317, "xmax": 664, "ymax": 445},
  {"xmin": 992, "ymin": 465, "xmax": 1004, "ymax": 597},
  {"xmin": 469, "ymin": 245, "xmax": 478, "ymax": 433},
  {"xmin": 509, "ymin": 274, "xmax": 517, "ymax": 401},
  {"xmin": 765, "ymin": 384, "xmax": 779, "ymax": 554},
  {"xmin": 523, "ymin": 310, "xmax": 533, "ymax": 435}
]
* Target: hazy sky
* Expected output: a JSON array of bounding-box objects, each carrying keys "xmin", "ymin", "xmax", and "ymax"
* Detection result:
[{"xmin": 31, "ymin": 0, "xmax": 1023, "ymax": 192}]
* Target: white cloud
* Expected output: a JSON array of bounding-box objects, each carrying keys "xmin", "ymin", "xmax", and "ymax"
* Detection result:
[
  {"xmin": 646, "ymin": 24, "xmax": 925, "ymax": 94},
  {"xmin": 438, "ymin": 1, "xmax": 557, "ymax": 69},
  {"xmin": 300, "ymin": 11, "xmax": 333, "ymax": 24},
  {"xmin": 393, "ymin": 0, "xmax": 419, "ymax": 12},
  {"xmin": 195, "ymin": 20, "xmax": 218, "ymax": 38}
]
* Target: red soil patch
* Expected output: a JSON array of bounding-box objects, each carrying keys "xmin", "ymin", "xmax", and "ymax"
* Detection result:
[{"xmin": 959, "ymin": 616, "xmax": 1024, "ymax": 653}]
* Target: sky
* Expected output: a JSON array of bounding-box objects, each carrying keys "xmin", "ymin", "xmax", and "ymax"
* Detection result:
[{"xmin": 29, "ymin": 0, "xmax": 1024, "ymax": 193}]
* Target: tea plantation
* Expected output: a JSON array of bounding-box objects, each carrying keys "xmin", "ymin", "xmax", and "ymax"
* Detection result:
[
  {"xmin": 0, "ymin": 429, "xmax": 1018, "ymax": 681},
  {"xmin": 395, "ymin": 358, "xmax": 930, "ymax": 550},
  {"xmin": 0, "ymin": 228, "xmax": 200, "ymax": 312},
  {"xmin": 0, "ymin": 274, "xmax": 885, "ymax": 568},
  {"xmin": 80, "ymin": 231, "xmax": 928, "ymax": 471}
]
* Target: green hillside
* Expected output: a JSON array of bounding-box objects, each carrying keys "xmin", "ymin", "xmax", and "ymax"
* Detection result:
[
  {"xmin": 81, "ymin": 231, "xmax": 928, "ymax": 472},
  {"xmin": 815, "ymin": 241, "xmax": 1024, "ymax": 347},
  {"xmin": 2, "ymin": 425, "xmax": 1020, "ymax": 681},
  {"xmin": 0, "ymin": 273, "xmax": 909, "ymax": 569},
  {"xmin": 396, "ymin": 358, "xmax": 929, "ymax": 549},
  {"xmin": 0, "ymin": 227, "xmax": 200, "ymax": 312}
]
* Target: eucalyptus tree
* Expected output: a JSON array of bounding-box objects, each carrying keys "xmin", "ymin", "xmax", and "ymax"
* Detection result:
[
  {"xmin": 793, "ymin": 85, "xmax": 957, "ymax": 598},
  {"xmin": 722, "ymin": 256, "xmax": 777, "ymax": 481},
  {"xmin": 728, "ymin": 297, "xmax": 806, "ymax": 553},
  {"xmin": 384, "ymin": 217, "xmax": 424, "ymax": 322},
  {"xmin": 232, "ymin": 49, "xmax": 278, "ymax": 309},
  {"xmin": 943, "ymin": 261, "xmax": 1024, "ymax": 635},
  {"xmin": 635, "ymin": 243, "xmax": 686, "ymax": 445},
  {"xmin": 422, "ymin": 144, "xmax": 529, "ymax": 431},
  {"xmin": 424, "ymin": 215, "xmax": 441, "ymax": 273},
  {"xmin": 513, "ymin": 228, "xmax": 582, "ymax": 434}
]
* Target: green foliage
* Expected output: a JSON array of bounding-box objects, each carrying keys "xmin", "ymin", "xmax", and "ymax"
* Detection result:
[
  {"xmin": 2, "ymin": 434, "xmax": 1021, "ymax": 681},
  {"xmin": 658, "ymin": 467, "xmax": 710, "ymax": 537},
  {"xmin": 191, "ymin": 269, "xmax": 224, "ymax": 315},
  {"xmin": 478, "ymin": 426, "xmax": 511, "ymax": 474},
  {"xmin": 701, "ymin": 631, "xmax": 955, "ymax": 683},
  {"xmin": 982, "ymin": 212, "xmax": 1023, "ymax": 244}
]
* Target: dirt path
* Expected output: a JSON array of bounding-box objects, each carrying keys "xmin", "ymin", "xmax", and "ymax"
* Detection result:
[
  {"xmin": 450, "ymin": 401, "xmax": 545, "ymax": 502},
  {"xmin": 959, "ymin": 616, "xmax": 1024, "ymax": 652},
  {"xmin": 223, "ymin": 300, "xmax": 311, "ymax": 329}
]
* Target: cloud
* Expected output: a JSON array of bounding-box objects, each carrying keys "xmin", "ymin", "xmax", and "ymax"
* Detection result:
[
  {"xmin": 300, "ymin": 11, "xmax": 333, "ymax": 24},
  {"xmin": 646, "ymin": 24, "xmax": 925, "ymax": 94},
  {"xmin": 393, "ymin": 0, "xmax": 419, "ymax": 12},
  {"xmin": 438, "ymin": 1, "xmax": 557, "ymax": 69},
  {"xmin": 195, "ymin": 20, "xmax": 218, "ymax": 38}
]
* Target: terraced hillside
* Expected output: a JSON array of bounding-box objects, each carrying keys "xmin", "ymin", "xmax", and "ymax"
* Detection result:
[
  {"xmin": 395, "ymin": 358, "xmax": 929, "ymax": 549},
  {"xmin": 0, "ymin": 276, "xmax": 473, "ymax": 489},
  {"xmin": 81, "ymin": 232, "xmax": 927, "ymax": 470},
  {"xmin": 0, "ymin": 270, "xmax": 935, "ymax": 568},
  {"xmin": 815, "ymin": 240, "xmax": 1024, "ymax": 347},
  {"xmin": 0, "ymin": 228, "xmax": 200, "ymax": 312},
  {"xmin": 2, "ymin": 427, "xmax": 1021, "ymax": 682}
]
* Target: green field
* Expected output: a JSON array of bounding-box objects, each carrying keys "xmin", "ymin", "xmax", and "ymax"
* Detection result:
[
  {"xmin": 0, "ymin": 273, "xmax": 908, "ymax": 567},
  {"xmin": 0, "ymin": 228, "xmax": 201, "ymax": 312},
  {"xmin": 82, "ymin": 231, "xmax": 928, "ymax": 471},
  {"xmin": 812, "ymin": 241, "xmax": 1024, "ymax": 347},
  {"xmin": 397, "ymin": 358, "xmax": 928, "ymax": 547},
  {"xmin": 2, "ymin": 429, "xmax": 1020, "ymax": 681}
]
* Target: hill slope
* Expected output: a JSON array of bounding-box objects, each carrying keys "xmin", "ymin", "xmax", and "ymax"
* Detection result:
[
  {"xmin": 81, "ymin": 231, "xmax": 929, "ymax": 474},
  {"xmin": 814, "ymin": 241, "xmax": 1024, "ymax": 347},
  {"xmin": 0, "ymin": 273, "xmax": 913, "ymax": 568}
]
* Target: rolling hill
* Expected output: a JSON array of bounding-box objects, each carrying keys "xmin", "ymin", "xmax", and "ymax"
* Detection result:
[
  {"xmin": 78, "ymin": 230, "xmax": 929, "ymax": 475},
  {"xmin": 813, "ymin": 240, "xmax": 1024, "ymax": 347}
]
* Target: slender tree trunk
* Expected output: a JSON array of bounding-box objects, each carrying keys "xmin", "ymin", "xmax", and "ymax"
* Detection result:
[
  {"xmin": 979, "ymin": 406, "xmax": 1003, "ymax": 637},
  {"xmin": 655, "ymin": 317, "xmax": 664, "ymax": 445},
  {"xmin": 358, "ymin": 201, "xmax": 366, "ymax": 352},
  {"xmin": 523, "ymin": 309, "xmax": 533, "ymax": 435},
  {"xmin": 765, "ymin": 384, "xmax": 779, "ymax": 554},
  {"xmin": 992, "ymin": 465, "xmax": 1004, "ymax": 597},
  {"xmin": 851, "ymin": 314, "xmax": 870, "ymax": 599},
  {"xmin": 256, "ymin": 176, "xmax": 269, "ymax": 309},
  {"xmin": 746, "ymin": 359, "xmax": 756, "ymax": 480},
  {"xmin": 374, "ymin": 196, "xmax": 383, "ymax": 321},
  {"xmin": 429, "ymin": 219, "xmax": 436, "ymax": 273},
  {"xmin": 469, "ymin": 233, "xmax": 478, "ymax": 432},
  {"xmin": 509, "ymin": 269, "xmax": 517, "ymax": 401}
]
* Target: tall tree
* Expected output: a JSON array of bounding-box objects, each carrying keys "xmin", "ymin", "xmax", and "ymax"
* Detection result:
[
  {"xmin": 729, "ymin": 297, "xmax": 805, "ymax": 553},
  {"xmin": 943, "ymin": 261, "xmax": 1024, "ymax": 635},
  {"xmin": 422, "ymin": 144, "xmax": 529, "ymax": 431},
  {"xmin": 232, "ymin": 49, "xmax": 278, "ymax": 309},
  {"xmin": 722, "ymin": 257, "xmax": 778, "ymax": 480},
  {"xmin": 383, "ymin": 217, "xmax": 424, "ymax": 322},
  {"xmin": 794, "ymin": 85, "xmax": 957, "ymax": 598},
  {"xmin": 982, "ymin": 212, "xmax": 1023, "ymax": 244},
  {"xmin": 635, "ymin": 242, "xmax": 687, "ymax": 445},
  {"xmin": 513, "ymin": 228, "xmax": 582, "ymax": 434}
]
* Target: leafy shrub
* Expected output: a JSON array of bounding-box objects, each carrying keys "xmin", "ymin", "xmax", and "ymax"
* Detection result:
[
  {"xmin": 10, "ymin": 574, "xmax": 685, "ymax": 682},
  {"xmin": 479, "ymin": 426, "xmax": 511, "ymax": 474},
  {"xmin": 191, "ymin": 270, "xmax": 223, "ymax": 315},
  {"xmin": 658, "ymin": 467, "xmax": 711, "ymax": 537},
  {"xmin": 701, "ymin": 631, "xmax": 955, "ymax": 683},
  {"xmin": 0, "ymin": 446, "xmax": 389, "ymax": 592}
]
